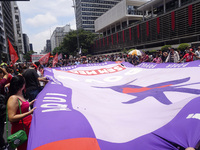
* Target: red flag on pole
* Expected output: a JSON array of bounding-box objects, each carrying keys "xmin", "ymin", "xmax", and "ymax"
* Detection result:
[
  {"xmin": 53, "ymin": 53, "xmax": 58, "ymax": 67},
  {"xmin": 7, "ymin": 38, "xmax": 18, "ymax": 64},
  {"xmin": 39, "ymin": 52, "xmax": 50, "ymax": 64}
]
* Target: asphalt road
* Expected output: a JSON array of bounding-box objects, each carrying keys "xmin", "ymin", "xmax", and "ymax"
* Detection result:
[{"xmin": 3, "ymin": 122, "xmax": 15, "ymax": 150}]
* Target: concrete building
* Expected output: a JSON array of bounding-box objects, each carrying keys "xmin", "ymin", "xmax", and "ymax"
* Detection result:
[
  {"xmin": 73, "ymin": 0, "xmax": 122, "ymax": 32},
  {"xmin": 50, "ymin": 24, "xmax": 70, "ymax": 51},
  {"xmin": 29, "ymin": 43, "xmax": 33, "ymax": 51},
  {"xmin": 95, "ymin": 0, "xmax": 147, "ymax": 35},
  {"xmin": 46, "ymin": 39, "xmax": 51, "ymax": 52},
  {"xmin": 93, "ymin": 0, "xmax": 200, "ymax": 54},
  {"xmin": 23, "ymin": 33, "xmax": 30, "ymax": 54},
  {"xmin": 2, "ymin": 1, "xmax": 16, "ymax": 62},
  {"xmin": 11, "ymin": 2, "xmax": 24, "ymax": 62},
  {"xmin": 0, "ymin": 2, "xmax": 7, "ymax": 63}
]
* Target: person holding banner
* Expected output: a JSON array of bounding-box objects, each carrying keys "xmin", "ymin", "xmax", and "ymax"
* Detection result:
[
  {"xmin": 7, "ymin": 75, "xmax": 36, "ymax": 150},
  {"xmin": 23, "ymin": 64, "xmax": 48, "ymax": 108}
]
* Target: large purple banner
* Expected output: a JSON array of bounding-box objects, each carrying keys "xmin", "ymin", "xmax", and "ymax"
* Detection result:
[{"xmin": 28, "ymin": 61, "xmax": 200, "ymax": 150}]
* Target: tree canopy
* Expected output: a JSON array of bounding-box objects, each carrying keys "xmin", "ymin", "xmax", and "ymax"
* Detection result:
[
  {"xmin": 23, "ymin": 50, "xmax": 35, "ymax": 62},
  {"xmin": 53, "ymin": 29, "xmax": 97, "ymax": 57}
]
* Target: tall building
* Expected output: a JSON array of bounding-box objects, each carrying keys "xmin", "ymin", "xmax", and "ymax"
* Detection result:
[
  {"xmin": 93, "ymin": 0, "xmax": 200, "ymax": 54},
  {"xmin": 29, "ymin": 43, "xmax": 33, "ymax": 51},
  {"xmin": 46, "ymin": 40, "xmax": 51, "ymax": 52},
  {"xmin": 74, "ymin": 0, "xmax": 122, "ymax": 32},
  {"xmin": 23, "ymin": 33, "xmax": 30, "ymax": 54},
  {"xmin": 2, "ymin": 1, "xmax": 15, "ymax": 62},
  {"xmin": 50, "ymin": 24, "xmax": 70, "ymax": 51},
  {"xmin": 0, "ymin": 2, "xmax": 6, "ymax": 63},
  {"xmin": 11, "ymin": 2, "xmax": 24, "ymax": 62}
]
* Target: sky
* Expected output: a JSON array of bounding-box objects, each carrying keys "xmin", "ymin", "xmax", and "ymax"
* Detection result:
[{"xmin": 17, "ymin": 0, "xmax": 76, "ymax": 54}]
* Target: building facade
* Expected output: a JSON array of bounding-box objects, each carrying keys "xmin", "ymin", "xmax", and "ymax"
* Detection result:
[
  {"xmin": 74, "ymin": 0, "xmax": 122, "ymax": 32},
  {"xmin": 93, "ymin": 0, "xmax": 200, "ymax": 54},
  {"xmin": 2, "ymin": 1, "xmax": 16, "ymax": 62},
  {"xmin": 29, "ymin": 43, "xmax": 33, "ymax": 51},
  {"xmin": 50, "ymin": 24, "xmax": 70, "ymax": 51},
  {"xmin": 0, "ymin": 2, "xmax": 6, "ymax": 63},
  {"xmin": 11, "ymin": 2, "xmax": 24, "ymax": 62},
  {"xmin": 23, "ymin": 33, "xmax": 30, "ymax": 54},
  {"xmin": 46, "ymin": 39, "xmax": 51, "ymax": 52}
]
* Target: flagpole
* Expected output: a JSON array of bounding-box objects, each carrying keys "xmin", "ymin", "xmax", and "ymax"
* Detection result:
[{"xmin": 6, "ymin": 37, "xmax": 10, "ymax": 64}]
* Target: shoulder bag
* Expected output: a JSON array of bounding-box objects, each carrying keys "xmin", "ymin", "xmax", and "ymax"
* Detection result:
[{"xmin": 6, "ymin": 98, "xmax": 27, "ymax": 149}]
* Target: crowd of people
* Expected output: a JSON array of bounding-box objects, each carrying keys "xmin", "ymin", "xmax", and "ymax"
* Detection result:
[
  {"xmin": 49, "ymin": 46, "xmax": 200, "ymax": 67},
  {"xmin": 0, "ymin": 46, "xmax": 200, "ymax": 150},
  {"xmin": 0, "ymin": 62, "xmax": 48, "ymax": 150}
]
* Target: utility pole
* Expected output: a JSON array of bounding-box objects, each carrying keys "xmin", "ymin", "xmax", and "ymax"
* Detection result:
[{"xmin": 72, "ymin": 0, "xmax": 80, "ymax": 55}]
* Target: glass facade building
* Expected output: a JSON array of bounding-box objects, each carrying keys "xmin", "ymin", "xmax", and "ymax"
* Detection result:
[{"xmin": 75, "ymin": 0, "xmax": 122, "ymax": 32}]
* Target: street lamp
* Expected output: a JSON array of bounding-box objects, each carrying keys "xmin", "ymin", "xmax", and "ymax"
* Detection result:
[{"xmin": 72, "ymin": 0, "xmax": 80, "ymax": 55}]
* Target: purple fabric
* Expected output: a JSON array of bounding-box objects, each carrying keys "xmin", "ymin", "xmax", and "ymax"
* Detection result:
[{"xmin": 28, "ymin": 61, "xmax": 200, "ymax": 150}]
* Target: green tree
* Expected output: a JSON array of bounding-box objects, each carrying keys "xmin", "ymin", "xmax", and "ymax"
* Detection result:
[
  {"xmin": 23, "ymin": 50, "xmax": 35, "ymax": 62},
  {"xmin": 177, "ymin": 43, "xmax": 190, "ymax": 51},
  {"xmin": 61, "ymin": 29, "xmax": 97, "ymax": 56},
  {"xmin": 52, "ymin": 46, "xmax": 62, "ymax": 55},
  {"xmin": 161, "ymin": 45, "xmax": 171, "ymax": 51}
]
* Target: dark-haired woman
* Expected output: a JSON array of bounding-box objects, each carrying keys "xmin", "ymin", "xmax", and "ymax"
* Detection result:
[{"xmin": 7, "ymin": 75, "xmax": 36, "ymax": 150}]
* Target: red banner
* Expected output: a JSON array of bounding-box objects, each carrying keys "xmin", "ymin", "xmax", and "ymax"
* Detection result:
[
  {"xmin": 129, "ymin": 28, "xmax": 132, "ymax": 41},
  {"xmin": 39, "ymin": 52, "xmax": 50, "ymax": 64},
  {"xmin": 171, "ymin": 11, "xmax": 175, "ymax": 30},
  {"xmin": 116, "ymin": 33, "xmax": 119, "ymax": 44},
  {"xmin": 96, "ymin": 40, "xmax": 98, "ymax": 48},
  {"xmin": 107, "ymin": 36, "xmax": 109, "ymax": 46},
  {"xmin": 137, "ymin": 25, "xmax": 140, "ymax": 39},
  {"xmin": 8, "ymin": 38, "xmax": 18, "ymax": 64},
  {"xmin": 188, "ymin": 5, "xmax": 193, "ymax": 26},
  {"xmin": 99, "ymin": 39, "xmax": 101, "ymax": 48},
  {"xmin": 53, "ymin": 53, "xmax": 58, "ymax": 67},
  {"xmin": 103, "ymin": 38, "xmax": 105, "ymax": 46},
  {"xmin": 111, "ymin": 34, "xmax": 113, "ymax": 45},
  {"xmin": 146, "ymin": 21, "xmax": 149, "ymax": 36},
  {"xmin": 157, "ymin": 17, "xmax": 160, "ymax": 34},
  {"xmin": 122, "ymin": 30, "xmax": 125, "ymax": 42}
]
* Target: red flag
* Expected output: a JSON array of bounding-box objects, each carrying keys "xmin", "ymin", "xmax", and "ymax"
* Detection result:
[
  {"xmin": 53, "ymin": 53, "xmax": 58, "ymax": 67},
  {"xmin": 171, "ymin": 11, "xmax": 175, "ymax": 30},
  {"xmin": 157, "ymin": 17, "xmax": 160, "ymax": 34},
  {"xmin": 8, "ymin": 39, "xmax": 18, "ymax": 64},
  {"xmin": 146, "ymin": 21, "xmax": 149, "ymax": 36},
  {"xmin": 39, "ymin": 52, "xmax": 50, "ymax": 64},
  {"xmin": 137, "ymin": 25, "xmax": 140, "ymax": 39}
]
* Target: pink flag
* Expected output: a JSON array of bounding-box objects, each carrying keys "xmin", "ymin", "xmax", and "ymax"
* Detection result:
[
  {"xmin": 8, "ymin": 39, "xmax": 19, "ymax": 64},
  {"xmin": 39, "ymin": 52, "xmax": 50, "ymax": 64},
  {"xmin": 53, "ymin": 53, "xmax": 58, "ymax": 67},
  {"xmin": 58, "ymin": 53, "xmax": 62, "ymax": 60}
]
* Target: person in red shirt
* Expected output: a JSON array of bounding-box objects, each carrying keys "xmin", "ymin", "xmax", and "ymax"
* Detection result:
[{"xmin": 179, "ymin": 48, "xmax": 200, "ymax": 62}]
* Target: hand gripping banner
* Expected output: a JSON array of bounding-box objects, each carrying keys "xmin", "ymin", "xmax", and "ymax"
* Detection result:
[{"xmin": 28, "ymin": 61, "xmax": 200, "ymax": 150}]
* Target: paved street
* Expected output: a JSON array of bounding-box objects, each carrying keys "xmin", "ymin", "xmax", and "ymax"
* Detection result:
[{"xmin": 3, "ymin": 122, "xmax": 15, "ymax": 150}]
